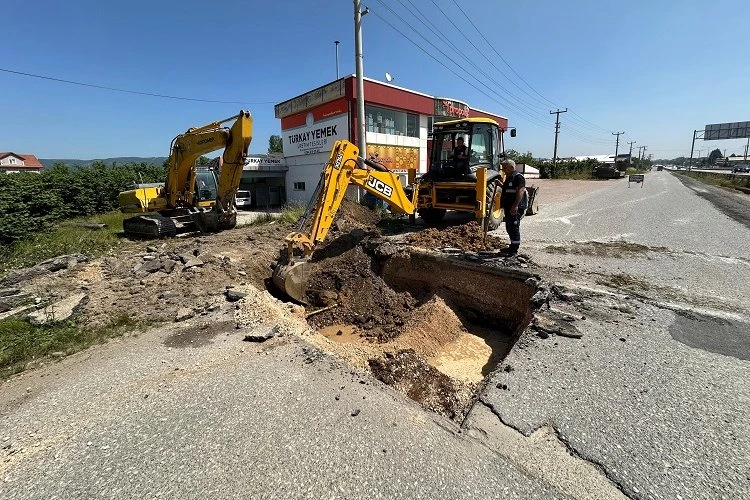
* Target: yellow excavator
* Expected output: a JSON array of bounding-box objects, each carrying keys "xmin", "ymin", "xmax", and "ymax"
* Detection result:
[
  {"xmin": 272, "ymin": 117, "xmax": 516, "ymax": 302},
  {"xmin": 119, "ymin": 111, "xmax": 253, "ymax": 238}
]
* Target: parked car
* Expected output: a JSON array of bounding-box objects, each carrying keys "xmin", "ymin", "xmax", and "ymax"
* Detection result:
[
  {"xmin": 732, "ymin": 165, "xmax": 750, "ymax": 173},
  {"xmin": 235, "ymin": 190, "xmax": 252, "ymax": 209}
]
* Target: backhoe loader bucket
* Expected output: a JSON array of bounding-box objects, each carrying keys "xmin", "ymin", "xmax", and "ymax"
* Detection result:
[{"xmin": 272, "ymin": 260, "xmax": 311, "ymax": 304}]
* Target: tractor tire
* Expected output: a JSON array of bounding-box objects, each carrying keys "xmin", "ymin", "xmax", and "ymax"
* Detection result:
[
  {"xmin": 485, "ymin": 182, "xmax": 503, "ymax": 230},
  {"xmin": 418, "ymin": 208, "xmax": 447, "ymax": 224}
]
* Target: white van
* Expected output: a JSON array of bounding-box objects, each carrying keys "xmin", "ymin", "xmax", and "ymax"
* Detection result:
[{"xmin": 235, "ymin": 190, "xmax": 252, "ymax": 209}]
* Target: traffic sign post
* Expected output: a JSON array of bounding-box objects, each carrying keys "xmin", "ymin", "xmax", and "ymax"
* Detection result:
[{"xmin": 628, "ymin": 174, "xmax": 644, "ymax": 188}]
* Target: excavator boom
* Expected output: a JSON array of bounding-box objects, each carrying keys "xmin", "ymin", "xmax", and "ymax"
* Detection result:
[{"xmin": 120, "ymin": 110, "xmax": 253, "ymax": 238}]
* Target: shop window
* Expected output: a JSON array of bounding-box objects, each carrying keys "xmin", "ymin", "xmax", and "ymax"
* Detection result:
[
  {"xmin": 293, "ymin": 182, "xmax": 306, "ymax": 191},
  {"xmin": 365, "ymin": 104, "xmax": 418, "ymax": 137}
]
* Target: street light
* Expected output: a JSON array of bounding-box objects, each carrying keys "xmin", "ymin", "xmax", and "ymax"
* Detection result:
[{"xmin": 334, "ymin": 40, "xmax": 340, "ymax": 79}]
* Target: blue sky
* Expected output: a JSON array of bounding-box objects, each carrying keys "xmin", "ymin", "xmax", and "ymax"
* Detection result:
[{"xmin": 2, "ymin": 0, "xmax": 749, "ymax": 160}]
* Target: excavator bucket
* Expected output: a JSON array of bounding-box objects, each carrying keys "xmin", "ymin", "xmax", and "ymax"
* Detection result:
[{"xmin": 272, "ymin": 260, "xmax": 311, "ymax": 304}]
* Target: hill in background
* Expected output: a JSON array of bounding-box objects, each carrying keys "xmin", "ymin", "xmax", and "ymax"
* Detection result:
[{"xmin": 39, "ymin": 157, "xmax": 168, "ymax": 169}]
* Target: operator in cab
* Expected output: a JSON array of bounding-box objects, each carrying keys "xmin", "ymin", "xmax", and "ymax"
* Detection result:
[
  {"xmin": 500, "ymin": 159, "xmax": 527, "ymax": 255},
  {"xmin": 451, "ymin": 136, "xmax": 469, "ymax": 173}
]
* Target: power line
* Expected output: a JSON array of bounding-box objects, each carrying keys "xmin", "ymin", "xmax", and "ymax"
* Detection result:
[
  {"xmin": 370, "ymin": 2, "xmax": 553, "ymax": 131},
  {"xmin": 409, "ymin": 1, "xmax": 613, "ymax": 141},
  {"xmin": 0, "ymin": 67, "xmax": 276, "ymax": 105},
  {"xmin": 448, "ymin": 0, "xmax": 556, "ymax": 109},
  {"xmin": 373, "ymin": 1, "xmax": 612, "ymax": 147},
  {"xmin": 444, "ymin": 0, "xmax": 615, "ymax": 136},
  {"xmin": 612, "ymin": 131, "xmax": 625, "ymax": 160}
]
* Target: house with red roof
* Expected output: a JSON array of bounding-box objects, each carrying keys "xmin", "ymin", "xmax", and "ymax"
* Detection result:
[{"xmin": 0, "ymin": 152, "xmax": 43, "ymax": 174}]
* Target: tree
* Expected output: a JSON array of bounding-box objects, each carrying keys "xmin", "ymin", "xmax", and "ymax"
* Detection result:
[
  {"xmin": 268, "ymin": 135, "xmax": 283, "ymax": 154},
  {"xmin": 708, "ymin": 148, "xmax": 723, "ymax": 165}
]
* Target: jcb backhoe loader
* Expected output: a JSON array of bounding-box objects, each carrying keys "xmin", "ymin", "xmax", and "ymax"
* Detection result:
[
  {"xmin": 273, "ymin": 116, "xmax": 515, "ymax": 302},
  {"xmin": 118, "ymin": 111, "xmax": 253, "ymax": 238}
]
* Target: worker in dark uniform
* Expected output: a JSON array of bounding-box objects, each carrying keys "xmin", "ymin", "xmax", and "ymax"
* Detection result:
[
  {"xmin": 451, "ymin": 136, "xmax": 469, "ymax": 174},
  {"xmin": 500, "ymin": 159, "xmax": 527, "ymax": 254}
]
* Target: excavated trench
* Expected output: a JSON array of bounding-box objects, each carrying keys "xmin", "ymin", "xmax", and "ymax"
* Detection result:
[{"xmin": 297, "ymin": 238, "xmax": 538, "ymax": 420}]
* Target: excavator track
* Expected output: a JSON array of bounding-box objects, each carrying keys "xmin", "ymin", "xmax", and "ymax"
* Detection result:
[{"xmin": 122, "ymin": 215, "xmax": 178, "ymax": 239}]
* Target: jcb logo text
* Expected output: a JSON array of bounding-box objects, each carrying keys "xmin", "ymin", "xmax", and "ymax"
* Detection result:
[{"xmin": 366, "ymin": 176, "xmax": 393, "ymax": 198}]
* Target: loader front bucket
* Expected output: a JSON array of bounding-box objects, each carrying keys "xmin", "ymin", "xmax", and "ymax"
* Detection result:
[{"xmin": 272, "ymin": 260, "xmax": 311, "ymax": 304}]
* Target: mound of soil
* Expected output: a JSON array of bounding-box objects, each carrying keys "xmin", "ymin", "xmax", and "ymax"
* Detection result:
[
  {"xmin": 334, "ymin": 199, "xmax": 382, "ymax": 231},
  {"xmin": 24, "ymin": 223, "xmax": 290, "ymax": 327},
  {"xmin": 304, "ymin": 246, "xmax": 415, "ymax": 342},
  {"xmin": 396, "ymin": 296, "xmax": 465, "ymax": 358},
  {"xmin": 406, "ymin": 221, "xmax": 506, "ymax": 252},
  {"xmin": 368, "ymin": 350, "xmax": 465, "ymax": 417}
]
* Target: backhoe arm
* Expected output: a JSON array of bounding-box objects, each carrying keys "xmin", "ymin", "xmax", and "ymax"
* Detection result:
[{"xmin": 284, "ymin": 140, "xmax": 415, "ymax": 260}]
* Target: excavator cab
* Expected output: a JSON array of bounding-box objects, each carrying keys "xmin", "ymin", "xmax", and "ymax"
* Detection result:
[{"xmin": 194, "ymin": 169, "xmax": 219, "ymax": 208}]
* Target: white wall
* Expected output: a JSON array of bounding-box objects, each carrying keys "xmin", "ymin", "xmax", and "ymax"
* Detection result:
[{"xmin": 284, "ymin": 152, "xmax": 328, "ymax": 204}]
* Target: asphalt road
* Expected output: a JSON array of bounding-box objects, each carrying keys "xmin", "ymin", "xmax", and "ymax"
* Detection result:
[
  {"xmin": 3, "ymin": 171, "xmax": 749, "ymax": 499},
  {"xmin": 477, "ymin": 170, "xmax": 750, "ymax": 498},
  {"xmin": 1, "ymin": 330, "xmax": 558, "ymax": 499}
]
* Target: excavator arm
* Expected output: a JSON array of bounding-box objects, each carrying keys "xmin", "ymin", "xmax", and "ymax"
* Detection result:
[
  {"xmin": 164, "ymin": 110, "xmax": 253, "ymax": 209},
  {"xmin": 273, "ymin": 140, "xmax": 416, "ymax": 302},
  {"xmin": 215, "ymin": 111, "xmax": 253, "ymax": 227}
]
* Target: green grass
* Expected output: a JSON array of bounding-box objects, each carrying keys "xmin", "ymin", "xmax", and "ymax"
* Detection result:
[
  {"xmin": 0, "ymin": 314, "xmax": 155, "ymax": 379},
  {"xmin": 0, "ymin": 211, "xmax": 127, "ymax": 275},
  {"xmin": 277, "ymin": 203, "xmax": 306, "ymax": 225},
  {"xmin": 676, "ymin": 170, "xmax": 750, "ymax": 191}
]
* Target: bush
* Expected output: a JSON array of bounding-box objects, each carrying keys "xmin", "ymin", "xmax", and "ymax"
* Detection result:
[
  {"xmin": 0, "ymin": 162, "xmax": 165, "ymax": 245},
  {"xmin": 537, "ymin": 158, "xmax": 599, "ymax": 179}
]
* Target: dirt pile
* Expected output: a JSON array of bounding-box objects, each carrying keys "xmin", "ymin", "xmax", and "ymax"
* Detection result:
[
  {"xmin": 396, "ymin": 296, "xmax": 465, "ymax": 357},
  {"xmin": 406, "ymin": 221, "xmax": 506, "ymax": 252},
  {"xmin": 235, "ymin": 285, "xmax": 311, "ymax": 336},
  {"xmin": 368, "ymin": 350, "xmax": 468, "ymax": 418},
  {"xmin": 20, "ymin": 223, "xmax": 288, "ymax": 327},
  {"xmin": 333, "ymin": 199, "xmax": 382, "ymax": 231},
  {"xmin": 305, "ymin": 246, "xmax": 415, "ymax": 342}
]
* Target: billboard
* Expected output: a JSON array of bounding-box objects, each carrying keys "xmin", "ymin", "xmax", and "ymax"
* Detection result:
[
  {"xmin": 366, "ymin": 144, "xmax": 419, "ymax": 173},
  {"xmin": 282, "ymin": 113, "xmax": 349, "ymax": 157},
  {"xmin": 275, "ymin": 79, "xmax": 346, "ymax": 119},
  {"xmin": 704, "ymin": 122, "xmax": 750, "ymax": 140},
  {"xmin": 434, "ymin": 97, "xmax": 470, "ymax": 118}
]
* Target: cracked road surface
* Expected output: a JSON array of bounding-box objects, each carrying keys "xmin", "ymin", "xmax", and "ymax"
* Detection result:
[
  {"xmin": 476, "ymin": 171, "xmax": 750, "ymax": 499},
  {"xmin": 1, "ymin": 328, "xmax": 567, "ymax": 499},
  {"xmin": 2, "ymin": 171, "xmax": 748, "ymax": 499}
]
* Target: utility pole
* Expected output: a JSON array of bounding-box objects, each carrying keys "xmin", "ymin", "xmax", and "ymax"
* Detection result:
[
  {"xmin": 549, "ymin": 108, "xmax": 567, "ymax": 178},
  {"xmin": 612, "ymin": 131, "xmax": 625, "ymax": 166},
  {"xmin": 637, "ymin": 145, "xmax": 645, "ymax": 161},
  {"xmin": 334, "ymin": 40, "xmax": 340, "ymax": 79},
  {"xmin": 641, "ymin": 146, "xmax": 648, "ymax": 161},
  {"xmin": 745, "ymin": 137, "xmax": 749, "ymax": 162},
  {"xmin": 354, "ymin": 0, "xmax": 368, "ymax": 157},
  {"xmin": 627, "ymin": 141, "xmax": 636, "ymax": 164}
]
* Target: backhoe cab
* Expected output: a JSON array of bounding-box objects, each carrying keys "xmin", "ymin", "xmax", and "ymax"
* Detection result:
[{"xmin": 417, "ymin": 117, "xmax": 507, "ymax": 229}]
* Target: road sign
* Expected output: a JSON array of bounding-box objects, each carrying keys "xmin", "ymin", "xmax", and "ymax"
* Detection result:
[
  {"xmin": 628, "ymin": 174, "xmax": 644, "ymax": 188},
  {"xmin": 704, "ymin": 122, "xmax": 750, "ymax": 140}
]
